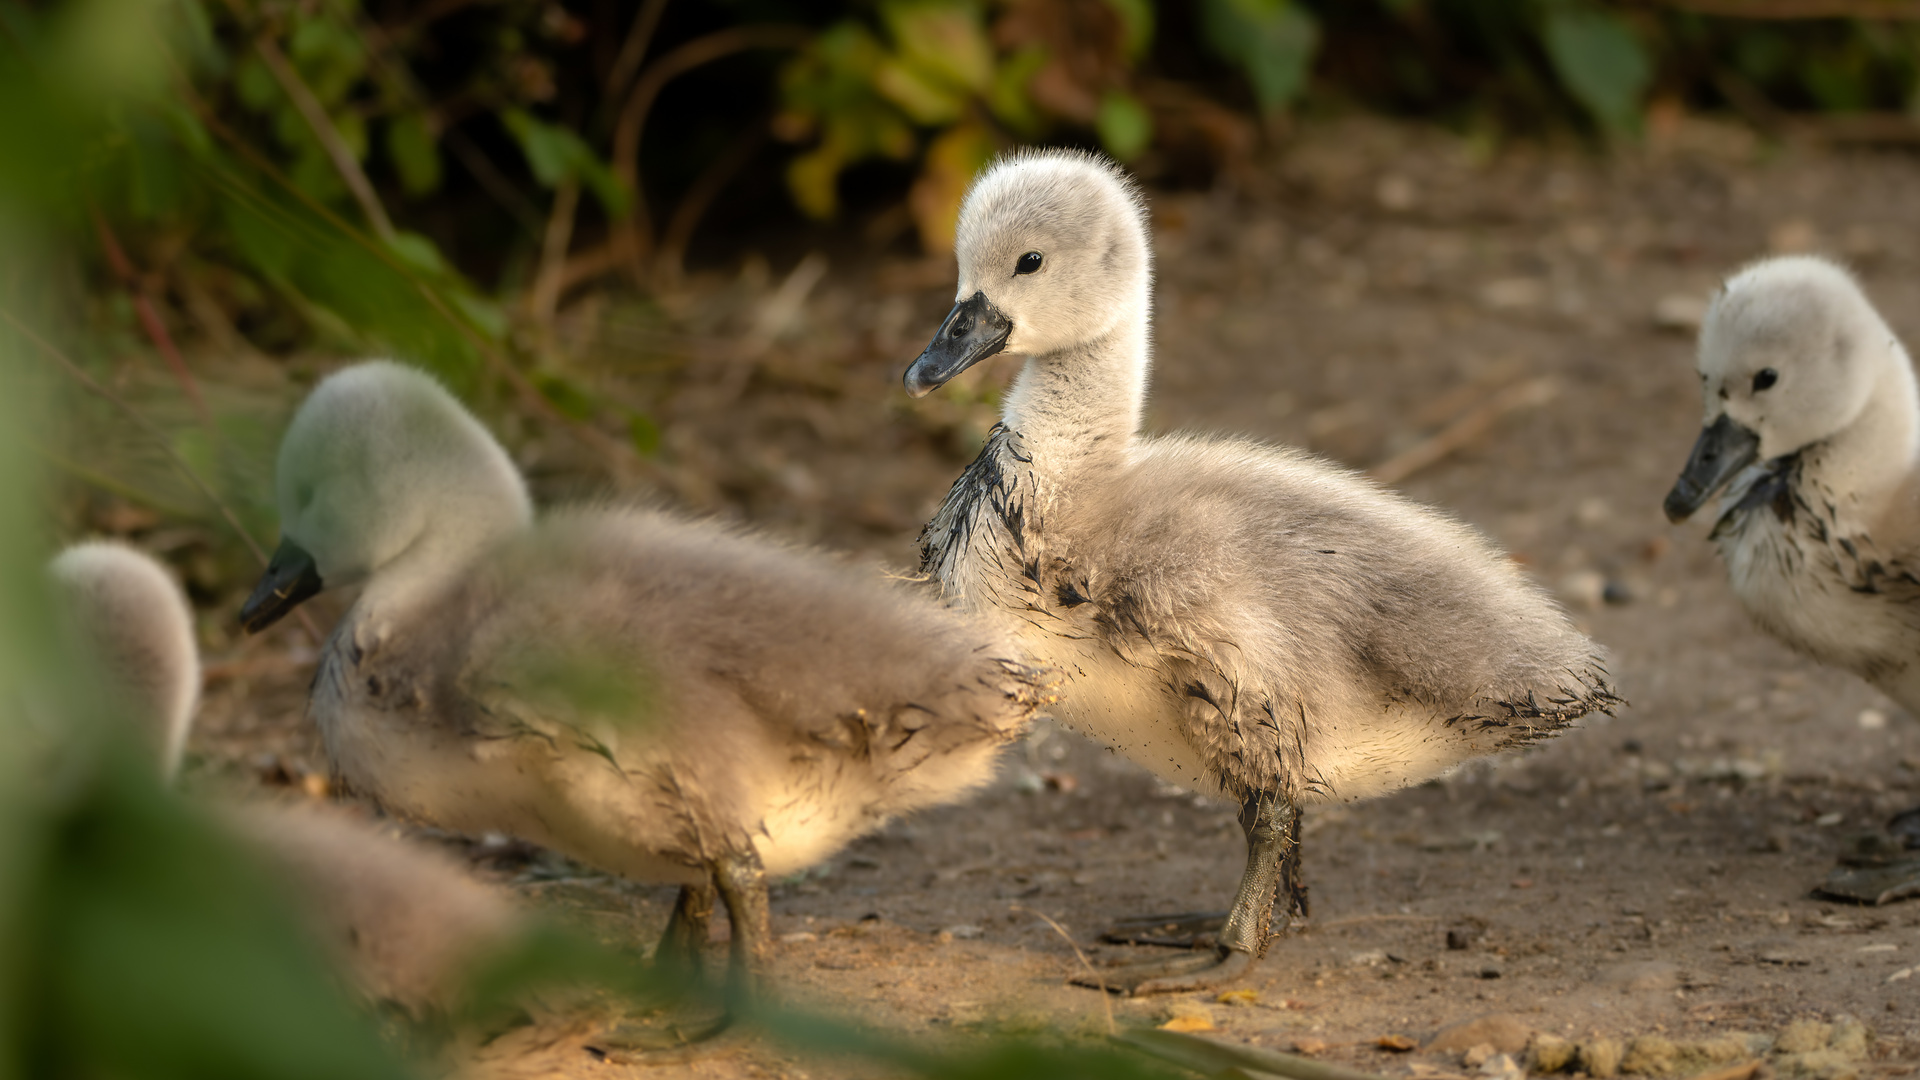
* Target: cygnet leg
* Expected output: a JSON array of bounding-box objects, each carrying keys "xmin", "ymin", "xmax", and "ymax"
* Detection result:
[
  {"xmin": 655, "ymin": 882, "xmax": 716, "ymax": 974},
  {"xmin": 1219, "ymin": 789, "xmax": 1306, "ymax": 956},
  {"xmin": 1073, "ymin": 789, "xmax": 1302, "ymax": 995},
  {"xmin": 711, "ymin": 849, "xmax": 770, "ymax": 996},
  {"xmin": 605, "ymin": 864, "xmax": 761, "ymax": 1054},
  {"xmin": 599, "ymin": 883, "xmax": 732, "ymax": 1056}
]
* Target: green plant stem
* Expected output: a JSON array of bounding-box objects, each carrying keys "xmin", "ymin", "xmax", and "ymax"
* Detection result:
[
  {"xmin": 3, "ymin": 310, "xmax": 269, "ymax": 566},
  {"xmin": 28, "ymin": 443, "xmax": 203, "ymax": 522},
  {"xmin": 175, "ymin": 86, "xmax": 650, "ymax": 484},
  {"xmin": 2, "ymin": 309, "xmax": 326, "ymax": 645}
]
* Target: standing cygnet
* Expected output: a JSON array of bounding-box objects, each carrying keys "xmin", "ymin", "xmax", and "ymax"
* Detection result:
[
  {"xmin": 50, "ymin": 541, "xmax": 200, "ymax": 780},
  {"xmin": 238, "ymin": 361, "xmax": 1048, "ymax": 1001},
  {"xmin": 1664, "ymin": 257, "xmax": 1920, "ymax": 831},
  {"xmin": 48, "ymin": 540, "xmax": 520, "ymax": 1014},
  {"xmin": 904, "ymin": 149, "xmax": 1617, "ymax": 992}
]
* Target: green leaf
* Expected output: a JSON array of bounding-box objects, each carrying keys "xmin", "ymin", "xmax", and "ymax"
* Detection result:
[
  {"xmin": 987, "ymin": 45, "xmax": 1048, "ymax": 134},
  {"xmin": 1096, "ymin": 91, "xmax": 1152, "ymax": 161},
  {"xmin": 1541, "ymin": 5, "xmax": 1651, "ymax": 135},
  {"xmin": 786, "ymin": 140, "xmax": 846, "ymax": 219},
  {"xmin": 501, "ymin": 109, "xmax": 630, "ymax": 218},
  {"xmin": 232, "ymin": 54, "xmax": 278, "ymax": 111},
  {"xmin": 533, "ymin": 370, "xmax": 596, "ymax": 422},
  {"xmin": 385, "ymin": 111, "xmax": 442, "ymax": 196},
  {"xmin": 881, "ymin": 2, "xmax": 993, "ymax": 95},
  {"xmin": 1199, "ymin": 0, "xmax": 1319, "ymax": 114},
  {"xmin": 875, "ymin": 57, "xmax": 968, "ymax": 124},
  {"xmin": 384, "ymin": 230, "xmax": 446, "ymax": 276},
  {"xmin": 1103, "ymin": 0, "xmax": 1154, "ymax": 60},
  {"xmin": 29, "ymin": 753, "xmax": 414, "ymax": 1080},
  {"xmin": 627, "ymin": 411, "xmax": 661, "ymax": 457}
]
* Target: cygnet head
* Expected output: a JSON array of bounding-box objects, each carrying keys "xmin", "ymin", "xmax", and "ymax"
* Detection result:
[
  {"xmin": 240, "ymin": 361, "xmax": 532, "ymax": 633},
  {"xmin": 1664, "ymin": 256, "xmax": 1904, "ymax": 522},
  {"xmin": 904, "ymin": 149, "xmax": 1150, "ymax": 397},
  {"xmin": 49, "ymin": 541, "xmax": 200, "ymax": 780}
]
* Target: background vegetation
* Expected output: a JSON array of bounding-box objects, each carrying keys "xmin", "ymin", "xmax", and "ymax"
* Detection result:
[{"xmin": 5, "ymin": 0, "xmax": 1920, "ymax": 1074}]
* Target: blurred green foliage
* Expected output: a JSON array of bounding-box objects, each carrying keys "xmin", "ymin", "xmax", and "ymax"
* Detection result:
[{"xmin": 2, "ymin": 0, "xmax": 1919, "ymax": 400}]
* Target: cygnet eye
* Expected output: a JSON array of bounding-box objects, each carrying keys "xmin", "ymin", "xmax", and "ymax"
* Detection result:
[
  {"xmin": 1752, "ymin": 368, "xmax": 1778, "ymax": 392},
  {"xmin": 1014, "ymin": 251, "xmax": 1043, "ymax": 275}
]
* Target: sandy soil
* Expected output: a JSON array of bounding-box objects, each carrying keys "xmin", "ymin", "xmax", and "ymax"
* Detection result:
[{"xmin": 180, "ymin": 115, "xmax": 1920, "ymax": 1078}]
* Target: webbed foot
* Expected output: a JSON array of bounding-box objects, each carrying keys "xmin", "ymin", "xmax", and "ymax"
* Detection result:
[
  {"xmin": 1100, "ymin": 912, "xmax": 1227, "ymax": 948},
  {"xmin": 1072, "ymin": 945, "xmax": 1256, "ymax": 995},
  {"xmin": 1072, "ymin": 789, "xmax": 1302, "ymax": 997}
]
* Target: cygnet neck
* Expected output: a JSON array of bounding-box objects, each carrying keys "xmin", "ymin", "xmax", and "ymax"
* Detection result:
[
  {"xmin": 1000, "ymin": 308, "xmax": 1151, "ymax": 479},
  {"xmin": 357, "ymin": 487, "xmax": 530, "ymax": 620},
  {"xmin": 1814, "ymin": 343, "xmax": 1920, "ymax": 520}
]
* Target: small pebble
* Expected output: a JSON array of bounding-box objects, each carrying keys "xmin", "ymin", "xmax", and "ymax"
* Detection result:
[
  {"xmin": 1653, "ymin": 294, "xmax": 1708, "ymax": 332},
  {"xmin": 1859, "ymin": 708, "xmax": 1888, "ymax": 730},
  {"xmin": 1559, "ymin": 569, "xmax": 1607, "ymax": 610},
  {"xmin": 1376, "ymin": 174, "xmax": 1417, "ymax": 211}
]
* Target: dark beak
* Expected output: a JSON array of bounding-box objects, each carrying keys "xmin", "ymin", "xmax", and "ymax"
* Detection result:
[
  {"xmin": 1663, "ymin": 414, "xmax": 1762, "ymax": 523},
  {"xmin": 240, "ymin": 538, "xmax": 325, "ymax": 634},
  {"xmin": 904, "ymin": 291, "xmax": 1012, "ymax": 398}
]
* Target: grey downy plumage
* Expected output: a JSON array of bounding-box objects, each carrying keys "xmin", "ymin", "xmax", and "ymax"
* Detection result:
[
  {"xmin": 1664, "ymin": 256, "xmax": 1920, "ymax": 857},
  {"xmin": 904, "ymin": 149, "xmax": 1618, "ymax": 993},
  {"xmin": 49, "ymin": 539, "xmax": 521, "ymax": 1015},
  {"xmin": 239, "ymin": 361, "xmax": 1049, "ymax": 1009}
]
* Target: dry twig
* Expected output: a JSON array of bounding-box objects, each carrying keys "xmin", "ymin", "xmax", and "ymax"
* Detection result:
[
  {"xmin": 528, "ymin": 178, "xmax": 581, "ymax": 328},
  {"xmin": 655, "ymin": 123, "xmax": 767, "ymax": 284},
  {"xmin": 607, "ymin": 24, "xmax": 810, "ymax": 282},
  {"xmin": 603, "ymin": 0, "xmax": 673, "ymax": 104},
  {"xmin": 1009, "ymin": 904, "xmax": 1114, "ymax": 1032},
  {"xmin": 1369, "ymin": 377, "xmax": 1557, "ymax": 487}
]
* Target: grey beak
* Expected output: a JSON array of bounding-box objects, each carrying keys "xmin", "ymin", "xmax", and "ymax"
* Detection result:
[
  {"xmin": 904, "ymin": 291, "xmax": 1012, "ymax": 398},
  {"xmin": 240, "ymin": 538, "xmax": 325, "ymax": 634},
  {"xmin": 1663, "ymin": 414, "xmax": 1762, "ymax": 523}
]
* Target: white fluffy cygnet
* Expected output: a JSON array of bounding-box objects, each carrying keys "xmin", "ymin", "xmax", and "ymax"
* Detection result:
[
  {"xmin": 903, "ymin": 149, "xmax": 1617, "ymax": 992},
  {"xmin": 239, "ymin": 361, "xmax": 1048, "ymax": 996},
  {"xmin": 1665, "ymin": 256, "xmax": 1920, "ymax": 735}
]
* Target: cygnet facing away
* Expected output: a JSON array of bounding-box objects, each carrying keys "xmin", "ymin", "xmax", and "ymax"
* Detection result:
[
  {"xmin": 904, "ymin": 149, "xmax": 1618, "ymax": 992},
  {"xmin": 238, "ymin": 361, "xmax": 1048, "ymax": 999},
  {"xmin": 48, "ymin": 540, "xmax": 520, "ymax": 1015},
  {"xmin": 1665, "ymin": 257, "xmax": 1920, "ymax": 782},
  {"xmin": 50, "ymin": 541, "xmax": 200, "ymax": 780}
]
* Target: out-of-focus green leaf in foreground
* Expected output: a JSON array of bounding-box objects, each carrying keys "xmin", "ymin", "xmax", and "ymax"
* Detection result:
[
  {"xmin": 1540, "ymin": 1, "xmax": 1653, "ymax": 136},
  {"xmin": 1201, "ymin": 0, "xmax": 1320, "ymax": 115}
]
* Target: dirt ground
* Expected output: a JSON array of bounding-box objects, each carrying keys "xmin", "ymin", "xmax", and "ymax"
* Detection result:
[{"xmin": 180, "ymin": 115, "xmax": 1920, "ymax": 1078}]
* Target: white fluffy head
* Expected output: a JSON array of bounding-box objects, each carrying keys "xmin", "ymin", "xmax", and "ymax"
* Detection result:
[
  {"xmin": 1697, "ymin": 256, "xmax": 1902, "ymax": 461},
  {"xmin": 49, "ymin": 541, "xmax": 199, "ymax": 780},
  {"xmin": 954, "ymin": 149, "xmax": 1152, "ymax": 356},
  {"xmin": 274, "ymin": 361, "xmax": 532, "ymax": 589}
]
